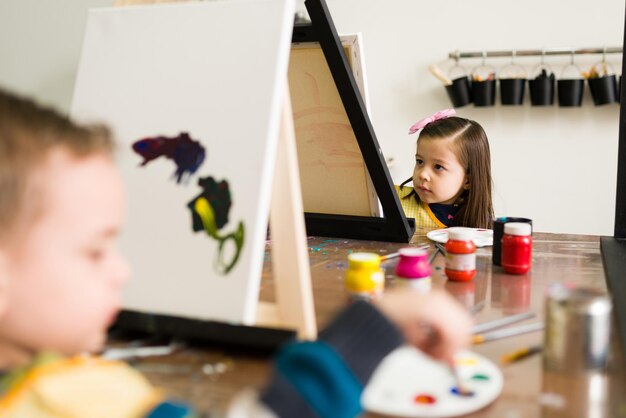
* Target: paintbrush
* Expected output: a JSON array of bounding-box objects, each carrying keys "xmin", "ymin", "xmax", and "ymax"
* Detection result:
[
  {"xmin": 449, "ymin": 362, "xmax": 472, "ymax": 396},
  {"xmin": 472, "ymin": 322, "xmax": 545, "ymax": 345},
  {"xmin": 380, "ymin": 244, "xmax": 430, "ymax": 262},
  {"xmin": 428, "ymin": 246, "xmax": 441, "ymax": 264},
  {"xmin": 468, "ymin": 300, "xmax": 486, "ymax": 316},
  {"xmin": 102, "ymin": 341, "xmax": 184, "ymax": 361},
  {"xmin": 434, "ymin": 242, "xmax": 446, "ymax": 256},
  {"xmin": 472, "ymin": 311, "xmax": 535, "ymax": 334},
  {"xmin": 428, "ymin": 64, "xmax": 453, "ymax": 86},
  {"xmin": 501, "ymin": 345, "xmax": 543, "ymax": 365}
]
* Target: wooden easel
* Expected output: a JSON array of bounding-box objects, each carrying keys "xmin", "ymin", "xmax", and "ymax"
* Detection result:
[
  {"xmin": 113, "ymin": 0, "xmax": 316, "ymax": 341},
  {"xmin": 257, "ymin": 88, "xmax": 317, "ymax": 340}
]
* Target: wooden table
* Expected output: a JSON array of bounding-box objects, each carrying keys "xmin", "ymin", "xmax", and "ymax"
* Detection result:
[{"xmin": 126, "ymin": 231, "xmax": 625, "ymax": 417}]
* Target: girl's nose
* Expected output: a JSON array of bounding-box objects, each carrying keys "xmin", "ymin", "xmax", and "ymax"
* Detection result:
[
  {"xmin": 418, "ymin": 167, "xmax": 430, "ymax": 181},
  {"xmin": 110, "ymin": 251, "xmax": 131, "ymax": 288}
]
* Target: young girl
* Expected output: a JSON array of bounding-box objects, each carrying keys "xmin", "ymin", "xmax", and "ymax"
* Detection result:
[{"xmin": 397, "ymin": 109, "xmax": 494, "ymax": 230}]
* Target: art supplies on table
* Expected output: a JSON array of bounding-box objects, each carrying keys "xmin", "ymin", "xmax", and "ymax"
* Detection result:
[
  {"xmin": 544, "ymin": 284, "xmax": 612, "ymax": 373},
  {"xmin": 380, "ymin": 244, "xmax": 430, "ymax": 262},
  {"xmin": 102, "ymin": 342, "xmax": 183, "ymax": 361},
  {"xmin": 444, "ymin": 227, "xmax": 477, "ymax": 282},
  {"xmin": 344, "ymin": 253, "xmax": 384, "ymax": 302},
  {"xmin": 472, "ymin": 311, "xmax": 536, "ymax": 334},
  {"xmin": 501, "ymin": 223, "xmax": 533, "ymax": 274},
  {"xmin": 427, "ymin": 228, "xmax": 494, "ymax": 247},
  {"xmin": 472, "ymin": 322, "xmax": 544, "ymax": 345},
  {"xmin": 394, "ymin": 247, "xmax": 432, "ymax": 292},
  {"xmin": 501, "ymin": 345, "xmax": 543, "ymax": 365},
  {"xmin": 434, "ymin": 242, "xmax": 447, "ymax": 256},
  {"xmin": 492, "ymin": 217, "xmax": 532, "ymax": 266},
  {"xmin": 468, "ymin": 300, "xmax": 486, "ymax": 316},
  {"xmin": 362, "ymin": 346, "xmax": 503, "ymax": 417}
]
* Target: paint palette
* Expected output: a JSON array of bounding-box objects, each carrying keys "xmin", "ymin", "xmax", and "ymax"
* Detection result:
[
  {"xmin": 427, "ymin": 228, "xmax": 494, "ymax": 248},
  {"xmin": 362, "ymin": 346, "xmax": 502, "ymax": 417}
]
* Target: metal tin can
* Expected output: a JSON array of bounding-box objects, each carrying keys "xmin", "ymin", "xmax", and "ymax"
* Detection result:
[{"xmin": 544, "ymin": 284, "xmax": 612, "ymax": 373}]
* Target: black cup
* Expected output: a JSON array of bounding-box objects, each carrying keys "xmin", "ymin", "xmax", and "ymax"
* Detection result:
[
  {"xmin": 445, "ymin": 76, "xmax": 473, "ymax": 107},
  {"xmin": 493, "ymin": 217, "xmax": 533, "ymax": 266},
  {"xmin": 588, "ymin": 75, "xmax": 618, "ymax": 105},
  {"xmin": 529, "ymin": 77, "xmax": 555, "ymax": 106},
  {"xmin": 472, "ymin": 79, "xmax": 496, "ymax": 106},
  {"xmin": 557, "ymin": 79, "xmax": 584, "ymax": 107},
  {"xmin": 500, "ymin": 78, "xmax": 525, "ymax": 105}
]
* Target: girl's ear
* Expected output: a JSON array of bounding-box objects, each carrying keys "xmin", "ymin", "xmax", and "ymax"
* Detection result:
[{"xmin": 463, "ymin": 175, "xmax": 470, "ymax": 190}]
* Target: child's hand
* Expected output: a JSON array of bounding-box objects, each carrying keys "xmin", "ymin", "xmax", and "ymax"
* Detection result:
[{"xmin": 374, "ymin": 289, "xmax": 472, "ymax": 364}]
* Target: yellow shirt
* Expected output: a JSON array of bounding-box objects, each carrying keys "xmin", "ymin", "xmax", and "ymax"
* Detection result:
[
  {"xmin": 0, "ymin": 354, "xmax": 164, "ymax": 418},
  {"xmin": 394, "ymin": 185, "xmax": 446, "ymax": 230}
]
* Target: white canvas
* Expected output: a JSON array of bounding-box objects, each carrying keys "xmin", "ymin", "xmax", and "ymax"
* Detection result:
[{"xmin": 71, "ymin": 0, "xmax": 295, "ymax": 324}]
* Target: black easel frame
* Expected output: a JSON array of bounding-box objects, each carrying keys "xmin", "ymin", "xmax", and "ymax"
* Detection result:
[
  {"xmin": 295, "ymin": 0, "xmax": 415, "ymax": 243},
  {"xmin": 600, "ymin": 7, "xmax": 626, "ymax": 355}
]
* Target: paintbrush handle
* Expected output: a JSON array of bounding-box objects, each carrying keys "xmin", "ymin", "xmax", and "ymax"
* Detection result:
[
  {"xmin": 473, "ymin": 322, "xmax": 545, "ymax": 345},
  {"xmin": 380, "ymin": 245, "xmax": 430, "ymax": 262},
  {"xmin": 428, "ymin": 64, "xmax": 453, "ymax": 86},
  {"xmin": 472, "ymin": 311, "xmax": 535, "ymax": 334},
  {"xmin": 428, "ymin": 247, "xmax": 440, "ymax": 264},
  {"xmin": 501, "ymin": 345, "xmax": 543, "ymax": 364}
]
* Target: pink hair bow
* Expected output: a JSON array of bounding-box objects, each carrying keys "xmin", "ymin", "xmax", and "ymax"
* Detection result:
[{"xmin": 408, "ymin": 109, "xmax": 456, "ymax": 134}]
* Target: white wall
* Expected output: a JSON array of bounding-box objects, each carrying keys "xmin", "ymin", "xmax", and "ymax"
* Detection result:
[
  {"xmin": 1, "ymin": 0, "xmax": 624, "ymax": 235},
  {"xmin": 0, "ymin": 0, "xmax": 112, "ymax": 110},
  {"xmin": 305, "ymin": 0, "xmax": 624, "ymax": 235}
]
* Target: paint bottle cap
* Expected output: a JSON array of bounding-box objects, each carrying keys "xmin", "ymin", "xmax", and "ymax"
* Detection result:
[
  {"xmin": 448, "ymin": 227, "xmax": 475, "ymax": 242},
  {"xmin": 504, "ymin": 222, "xmax": 531, "ymax": 236},
  {"xmin": 347, "ymin": 252, "xmax": 381, "ymax": 270},
  {"xmin": 398, "ymin": 247, "xmax": 428, "ymax": 258}
]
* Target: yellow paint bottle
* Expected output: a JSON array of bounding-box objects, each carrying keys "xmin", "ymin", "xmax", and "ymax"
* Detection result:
[{"xmin": 345, "ymin": 252, "xmax": 384, "ymax": 302}]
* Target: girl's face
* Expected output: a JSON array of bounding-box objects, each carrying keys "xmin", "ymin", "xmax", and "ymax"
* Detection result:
[{"xmin": 412, "ymin": 137, "xmax": 468, "ymax": 205}]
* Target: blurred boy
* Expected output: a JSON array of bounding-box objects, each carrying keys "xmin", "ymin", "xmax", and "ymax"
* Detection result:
[{"xmin": 0, "ymin": 88, "xmax": 471, "ymax": 418}]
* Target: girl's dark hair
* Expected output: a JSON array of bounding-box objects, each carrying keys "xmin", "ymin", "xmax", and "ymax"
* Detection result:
[{"xmin": 401, "ymin": 116, "xmax": 493, "ymax": 229}]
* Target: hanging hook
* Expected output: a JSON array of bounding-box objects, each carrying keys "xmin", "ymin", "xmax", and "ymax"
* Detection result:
[
  {"xmin": 603, "ymin": 46, "xmax": 607, "ymax": 63},
  {"xmin": 541, "ymin": 48, "xmax": 545, "ymax": 65},
  {"xmin": 570, "ymin": 49, "xmax": 575, "ymax": 65},
  {"xmin": 482, "ymin": 50, "xmax": 487, "ymax": 66},
  {"xmin": 455, "ymin": 49, "xmax": 461, "ymax": 63},
  {"xmin": 511, "ymin": 49, "xmax": 516, "ymax": 64}
]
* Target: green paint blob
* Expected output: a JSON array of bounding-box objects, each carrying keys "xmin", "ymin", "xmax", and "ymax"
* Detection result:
[{"xmin": 471, "ymin": 374, "xmax": 490, "ymax": 381}]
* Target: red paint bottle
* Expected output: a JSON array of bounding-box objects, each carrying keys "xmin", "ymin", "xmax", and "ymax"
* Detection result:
[
  {"xmin": 445, "ymin": 227, "xmax": 476, "ymax": 282},
  {"xmin": 501, "ymin": 222, "xmax": 532, "ymax": 274}
]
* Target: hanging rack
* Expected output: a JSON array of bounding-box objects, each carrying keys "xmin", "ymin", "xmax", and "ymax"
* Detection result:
[{"xmin": 449, "ymin": 46, "xmax": 622, "ymax": 60}]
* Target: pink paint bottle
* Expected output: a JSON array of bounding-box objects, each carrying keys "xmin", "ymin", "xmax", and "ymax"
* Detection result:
[{"xmin": 395, "ymin": 247, "xmax": 431, "ymax": 292}]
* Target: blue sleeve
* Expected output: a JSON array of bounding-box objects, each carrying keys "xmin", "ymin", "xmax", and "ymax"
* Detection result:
[
  {"xmin": 146, "ymin": 400, "xmax": 197, "ymax": 418},
  {"xmin": 260, "ymin": 301, "xmax": 404, "ymax": 418}
]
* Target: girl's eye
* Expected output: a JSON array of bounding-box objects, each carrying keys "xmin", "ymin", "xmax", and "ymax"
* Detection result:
[
  {"xmin": 415, "ymin": 158, "xmax": 424, "ymax": 166},
  {"xmin": 434, "ymin": 164, "xmax": 446, "ymax": 171}
]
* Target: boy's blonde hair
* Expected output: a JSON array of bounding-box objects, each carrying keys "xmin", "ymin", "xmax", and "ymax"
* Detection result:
[{"xmin": 0, "ymin": 88, "xmax": 114, "ymax": 239}]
